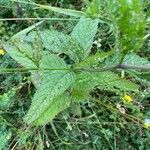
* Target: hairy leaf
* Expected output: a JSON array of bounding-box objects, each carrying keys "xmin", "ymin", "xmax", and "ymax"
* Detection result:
[
  {"xmin": 3, "ymin": 41, "xmax": 38, "ymax": 69},
  {"xmin": 105, "ymin": 53, "xmax": 150, "ymax": 67},
  {"xmin": 40, "ymin": 30, "xmax": 85, "ymax": 62},
  {"xmin": 24, "ymin": 54, "xmax": 75, "ymax": 125},
  {"xmin": 26, "ymin": 30, "xmax": 85, "ymax": 62},
  {"xmin": 123, "ymin": 53, "xmax": 150, "ymax": 67},
  {"xmin": 71, "ymin": 17, "xmax": 99, "ymax": 56},
  {"xmin": 123, "ymin": 54, "xmax": 150, "ymax": 85},
  {"xmin": 34, "ymin": 93, "xmax": 71, "ymax": 125},
  {"xmin": 77, "ymin": 51, "xmax": 113, "ymax": 68},
  {"xmin": 72, "ymin": 71, "xmax": 139, "ymax": 102}
]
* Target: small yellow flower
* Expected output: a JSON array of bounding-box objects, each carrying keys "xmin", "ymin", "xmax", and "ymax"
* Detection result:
[
  {"xmin": 0, "ymin": 49, "xmax": 5, "ymax": 55},
  {"xmin": 144, "ymin": 123, "xmax": 150, "ymax": 129},
  {"xmin": 122, "ymin": 93, "xmax": 133, "ymax": 104},
  {"xmin": 144, "ymin": 119, "xmax": 150, "ymax": 129}
]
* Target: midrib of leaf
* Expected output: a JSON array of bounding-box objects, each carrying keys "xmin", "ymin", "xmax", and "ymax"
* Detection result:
[
  {"xmin": 24, "ymin": 54, "xmax": 75, "ymax": 125},
  {"xmin": 13, "ymin": 41, "xmax": 38, "ymax": 67},
  {"xmin": 3, "ymin": 43, "xmax": 38, "ymax": 69},
  {"xmin": 24, "ymin": 71, "xmax": 74, "ymax": 124}
]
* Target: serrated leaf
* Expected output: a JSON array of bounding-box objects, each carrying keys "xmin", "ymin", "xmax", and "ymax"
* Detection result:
[
  {"xmin": 123, "ymin": 54, "xmax": 150, "ymax": 84},
  {"xmin": 3, "ymin": 41, "xmax": 38, "ymax": 69},
  {"xmin": 27, "ymin": 30, "xmax": 85, "ymax": 62},
  {"xmin": 34, "ymin": 30, "xmax": 70, "ymax": 52},
  {"xmin": 72, "ymin": 73, "xmax": 95, "ymax": 101},
  {"xmin": 24, "ymin": 54, "xmax": 75, "ymax": 125},
  {"xmin": 71, "ymin": 17, "xmax": 99, "ymax": 56},
  {"xmin": 123, "ymin": 53, "xmax": 150, "ymax": 67},
  {"xmin": 123, "ymin": 54, "xmax": 150, "ymax": 83},
  {"xmin": 72, "ymin": 71, "xmax": 139, "ymax": 102},
  {"xmin": 105, "ymin": 53, "xmax": 150, "ymax": 67},
  {"xmin": 96, "ymin": 72, "xmax": 139, "ymax": 92},
  {"xmin": 34, "ymin": 93, "xmax": 71, "ymax": 125},
  {"xmin": 77, "ymin": 51, "xmax": 113, "ymax": 68}
]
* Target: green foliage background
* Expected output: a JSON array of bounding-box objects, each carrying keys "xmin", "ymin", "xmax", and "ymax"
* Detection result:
[{"xmin": 0, "ymin": 0, "xmax": 150, "ymax": 149}]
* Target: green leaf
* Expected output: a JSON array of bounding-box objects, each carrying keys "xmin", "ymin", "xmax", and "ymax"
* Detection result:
[
  {"xmin": 3, "ymin": 30, "xmax": 44, "ymax": 70},
  {"xmin": 13, "ymin": 0, "xmax": 86, "ymax": 17},
  {"xmin": 108, "ymin": 0, "xmax": 145, "ymax": 53},
  {"xmin": 3, "ymin": 41, "xmax": 38, "ymax": 69},
  {"xmin": 0, "ymin": 124, "xmax": 11, "ymax": 150},
  {"xmin": 134, "ymin": 72, "xmax": 150, "ymax": 85},
  {"xmin": 123, "ymin": 53, "xmax": 150, "ymax": 67},
  {"xmin": 72, "ymin": 71, "xmax": 139, "ymax": 102},
  {"xmin": 77, "ymin": 51, "xmax": 113, "ymax": 68},
  {"xmin": 39, "ymin": 30, "xmax": 85, "ymax": 62},
  {"xmin": 123, "ymin": 53, "xmax": 150, "ymax": 85},
  {"xmin": 105, "ymin": 53, "xmax": 150, "ymax": 86},
  {"xmin": 40, "ymin": 5, "xmax": 86, "ymax": 17},
  {"xmin": 86, "ymin": 0, "xmax": 101, "ymax": 17},
  {"xmin": 0, "ymin": 88, "xmax": 16, "ymax": 109},
  {"xmin": 0, "ymin": 132, "xmax": 10, "ymax": 149},
  {"xmin": 26, "ymin": 30, "xmax": 85, "ymax": 63},
  {"xmin": 0, "ymin": 0, "xmax": 12, "ymax": 7},
  {"xmin": 71, "ymin": 17, "xmax": 99, "ymax": 56},
  {"xmin": 34, "ymin": 93, "xmax": 71, "ymax": 125},
  {"xmin": 40, "ymin": 30, "xmax": 69, "ymax": 53},
  {"xmin": 11, "ymin": 21, "xmax": 44, "ymax": 40},
  {"xmin": 37, "ymin": 4, "xmax": 86, "ymax": 17},
  {"xmin": 24, "ymin": 54, "xmax": 75, "ymax": 125},
  {"xmin": 72, "ymin": 72, "xmax": 96, "ymax": 102},
  {"xmin": 105, "ymin": 53, "xmax": 150, "ymax": 67}
]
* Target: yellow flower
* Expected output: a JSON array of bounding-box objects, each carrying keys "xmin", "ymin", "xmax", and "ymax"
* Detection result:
[
  {"xmin": 0, "ymin": 49, "xmax": 5, "ymax": 55},
  {"xmin": 122, "ymin": 93, "xmax": 133, "ymax": 104},
  {"xmin": 144, "ymin": 123, "xmax": 150, "ymax": 129},
  {"xmin": 144, "ymin": 119, "xmax": 150, "ymax": 129}
]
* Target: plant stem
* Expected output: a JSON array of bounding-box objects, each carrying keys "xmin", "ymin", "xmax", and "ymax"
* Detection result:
[
  {"xmin": 1, "ymin": 64, "xmax": 150, "ymax": 74},
  {"xmin": 81, "ymin": 64, "xmax": 150, "ymax": 72},
  {"xmin": 0, "ymin": 18, "xmax": 79, "ymax": 21},
  {"xmin": 0, "ymin": 68, "xmax": 71, "ymax": 74}
]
